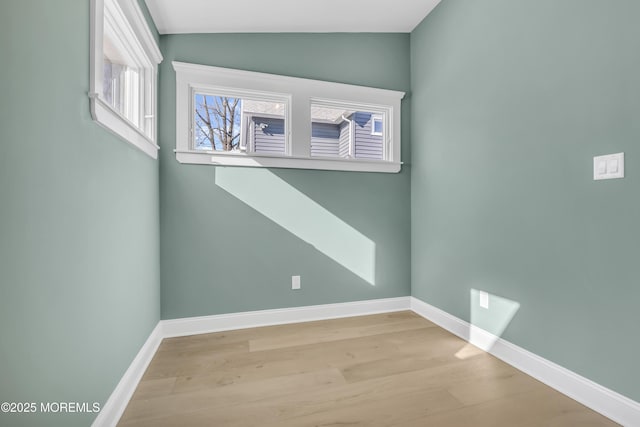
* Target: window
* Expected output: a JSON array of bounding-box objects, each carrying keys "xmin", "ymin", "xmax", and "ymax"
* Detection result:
[
  {"xmin": 310, "ymin": 102, "xmax": 388, "ymax": 160},
  {"xmin": 174, "ymin": 62, "xmax": 404, "ymax": 173},
  {"xmin": 192, "ymin": 89, "xmax": 289, "ymax": 156},
  {"xmin": 90, "ymin": 0, "xmax": 163, "ymax": 158}
]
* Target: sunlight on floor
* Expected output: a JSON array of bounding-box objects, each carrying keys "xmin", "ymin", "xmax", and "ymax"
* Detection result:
[
  {"xmin": 214, "ymin": 167, "xmax": 376, "ymax": 285},
  {"xmin": 455, "ymin": 289, "xmax": 520, "ymax": 359},
  {"xmin": 454, "ymin": 343, "xmax": 486, "ymax": 359}
]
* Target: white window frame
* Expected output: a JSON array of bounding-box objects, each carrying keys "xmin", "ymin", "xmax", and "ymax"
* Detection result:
[
  {"xmin": 174, "ymin": 62, "xmax": 404, "ymax": 173},
  {"xmin": 90, "ymin": 0, "xmax": 163, "ymax": 159}
]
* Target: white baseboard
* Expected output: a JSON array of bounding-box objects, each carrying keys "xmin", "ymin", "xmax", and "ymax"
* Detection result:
[
  {"xmin": 161, "ymin": 297, "xmax": 412, "ymax": 338},
  {"xmin": 410, "ymin": 296, "xmax": 640, "ymax": 427},
  {"xmin": 91, "ymin": 323, "xmax": 163, "ymax": 427}
]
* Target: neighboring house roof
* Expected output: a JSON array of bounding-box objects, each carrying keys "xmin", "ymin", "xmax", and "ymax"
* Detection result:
[
  {"xmin": 243, "ymin": 100, "xmax": 286, "ymax": 117},
  {"xmin": 311, "ymin": 106, "xmax": 354, "ymax": 123}
]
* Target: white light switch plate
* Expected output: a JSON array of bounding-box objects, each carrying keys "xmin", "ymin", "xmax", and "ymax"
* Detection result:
[
  {"xmin": 594, "ymin": 152, "xmax": 624, "ymax": 180},
  {"xmin": 292, "ymin": 275, "xmax": 301, "ymax": 290}
]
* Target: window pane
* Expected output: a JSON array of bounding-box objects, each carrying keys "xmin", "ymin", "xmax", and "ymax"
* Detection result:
[
  {"xmin": 194, "ymin": 94, "xmax": 286, "ymax": 154},
  {"xmin": 251, "ymin": 115, "xmax": 285, "ymax": 154},
  {"xmin": 194, "ymin": 95, "xmax": 241, "ymax": 151},
  {"xmin": 310, "ymin": 105, "xmax": 351, "ymax": 158},
  {"xmin": 373, "ymin": 117, "xmax": 383, "ymax": 135},
  {"xmin": 310, "ymin": 104, "xmax": 384, "ymax": 160},
  {"xmin": 103, "ymin": 33, "xmax": 141, "ymax": 126},
  {"xmin": 103, "ymin": 59, "xmax": 124, "ymax": 113}
]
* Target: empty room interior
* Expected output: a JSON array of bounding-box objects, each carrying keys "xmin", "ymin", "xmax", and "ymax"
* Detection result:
[{"xmin": 1, "ymin": 0, "xmax": 639, "ymax": 426}]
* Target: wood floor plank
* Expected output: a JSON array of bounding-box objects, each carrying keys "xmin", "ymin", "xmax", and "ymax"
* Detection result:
[
  {"xmin": 157, "ymin": 326, "xmax": 443, "ymax": 394},
  {"xmin": 444, "ymin": 368, "xmax": 543, "ymax": 406},
  {"xmin": 128, "ymin": 377, "xmax": 176, "ymax": 400},
  {"xmin": 120, "ymin": 368, "xmax": 345, "ymax": 425},
  {"xmin": 405, "ymin": 387, "xmax": 618, "ymax": 427},
  {"xmin": 264, "ymin": 386, "xmax": 463, "ymax": 427},
  {"xmin": 237, "ymin": 366, "xmax": 465, "ymax": 424},
  {"xmin": 248, "ymin": 316, "xmax": 430, "ymax": 352},
  {"xmin": 118, "ymin": 310, "xmax": 618, "ymax": 426}
]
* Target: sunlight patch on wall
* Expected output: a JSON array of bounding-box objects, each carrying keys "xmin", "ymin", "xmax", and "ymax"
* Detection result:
[
  {"xmin": 455, "ymin": 288, "xmax": 520, "ymax": 359},
  {"xmin": 214, "ymin": 167, "xmax": 376, "ymax": 285}
]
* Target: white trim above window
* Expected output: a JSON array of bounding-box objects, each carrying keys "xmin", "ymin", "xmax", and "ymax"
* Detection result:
[
  {"xmin": 173, "ymin": 61, "xmax": 405, "ymax": 173},
  {"xmin": 90, "ymin": 0, "xmax": 163, "ymax": 159}
]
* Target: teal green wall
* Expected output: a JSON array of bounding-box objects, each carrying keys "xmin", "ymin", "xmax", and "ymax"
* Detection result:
[
  {"xmin": 411, "ymin": 0, "xmax": 640, "ymax": 402},
  {"xmin": 0, "ymin": 1, "xmax": 161, "ymax": 426},
  {"xmin": 3, "ymin": 0, "xmax": 636, "ymax": 423},
  {"xmin": 159, "ymin": 34, "xmax": 411, "ymax": 319}
]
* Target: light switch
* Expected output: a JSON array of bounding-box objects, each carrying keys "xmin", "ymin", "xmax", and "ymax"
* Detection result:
[{"xmin": 594, "ymin": 153, "xmax": 624, "ymax": 180}]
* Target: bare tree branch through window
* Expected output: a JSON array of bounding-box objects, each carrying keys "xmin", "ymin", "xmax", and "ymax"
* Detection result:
[{"xmin": 194, "ymin": 94, "xmax": 241, "ymax": 151}]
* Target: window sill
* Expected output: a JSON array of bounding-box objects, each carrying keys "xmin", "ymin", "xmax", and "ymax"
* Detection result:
[
  {"xmin": 175, "ymin": 150, "xmax": 402, "ymax": 173},
  {"xmin": 89, "ymin": 94, "xmax": 159, "ymax": 159}
]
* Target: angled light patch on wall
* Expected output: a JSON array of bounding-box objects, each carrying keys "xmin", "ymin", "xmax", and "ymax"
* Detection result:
[
  {"xmin": 455, "ymin": 288, "xmax": 520, "ymax": 359},
  {"xmin": 214, "ymin": 167, "xmax": 376, "ymax": 285}
]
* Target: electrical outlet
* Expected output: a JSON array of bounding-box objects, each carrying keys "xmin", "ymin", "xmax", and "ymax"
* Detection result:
[
  {"xmin": 292, "ymin": 275, "xmax": 301, "ymax": 290},
  {"xmin": 479, "ymin": 291, "xmax": 489, "ymax": 309}
]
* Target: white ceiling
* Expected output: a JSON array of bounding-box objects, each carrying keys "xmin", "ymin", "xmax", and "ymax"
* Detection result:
[{"xmin": 145, "ymin": 0, "xmax": 441, "ymax": 34}]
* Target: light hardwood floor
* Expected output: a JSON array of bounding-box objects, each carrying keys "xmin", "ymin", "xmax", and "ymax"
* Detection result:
[{"xmin": 118, "ymin": 311, "xmax": 618, "ymax": 426}]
